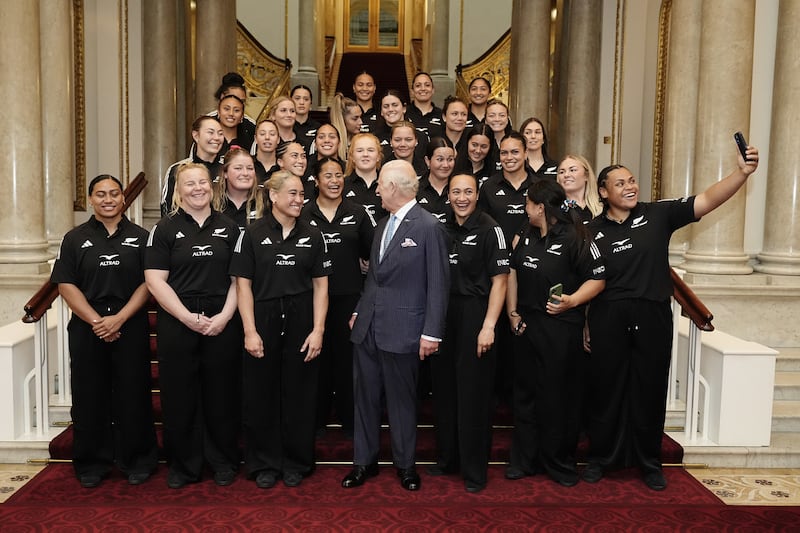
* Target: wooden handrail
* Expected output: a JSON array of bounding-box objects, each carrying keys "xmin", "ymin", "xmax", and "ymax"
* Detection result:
[
  {"xmin": 671, "ymin": 268, "xmax": 714, "ymax": 331},
  {"xmin": 21, "ymin": 172, "xmax": 148, "ymax": 324}
]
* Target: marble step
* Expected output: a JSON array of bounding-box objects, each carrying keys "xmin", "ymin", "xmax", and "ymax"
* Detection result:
[
  {"xmin": 774, "ymin": 372, "xmax": 800, "ymax": 401},
  {"xmin": 677, "ymin": 431, "xmax": 800, "ymax": 468},
  {"xmin": 772, "ymin": 401, "xmax": 800, "ymax": 433},
  {"xmin": 775, "ymin": 347, "xmax": 800, "ymax": 372}
]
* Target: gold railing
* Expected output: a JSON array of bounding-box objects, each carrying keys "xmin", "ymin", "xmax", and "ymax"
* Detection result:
[
  {"xmin": 22, "ymin": 172, "xmax": 148, "ymax": 324},
  {"xmin": 236, "ymin": 20, "xmax": 293, "ymax": 122},
  {"xmin": 455, "ymin": 29, "xmax": 510, "ymax": 104}
]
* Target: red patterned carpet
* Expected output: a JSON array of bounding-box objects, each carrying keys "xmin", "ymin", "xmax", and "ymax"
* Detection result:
[{"xmin": 2, "ymin": 464, "xmax": 799, "ymax": 531}]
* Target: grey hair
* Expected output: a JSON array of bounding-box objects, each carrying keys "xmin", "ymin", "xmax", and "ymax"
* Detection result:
[{"xmin": 381, "ymin": 160, "xmax": 418, "ymax": 196}]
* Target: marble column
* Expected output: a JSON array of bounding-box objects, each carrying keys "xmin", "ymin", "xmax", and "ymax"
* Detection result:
[
  {"xmin": 292, "ymin": 0, "xmax": 321, "ymax": 106},
  {"xmin": 554, "ymin": 0, "xmax": 602, "ymax": 162},
  {"xmin": 508, "ymin": 0, "xmax": 551, "ymax": 126},
  {"xmin": 0, "ymin": 1, "xmax": 51, "ymax": 324},
  {"xmin": 682, "ymin": 0, "xmax": 755, "ymax": 275},
  {"xmin": 429, "ymin": 0, "xmax": 453, "ymax": 106},
  {"xmin": 195, "ymin": 0, "xmax": 237, "ymax": 117},
  {"xmin": 143, "ymin": 0, "xmax": 179, "ymax": 229},
  {"xmin": 755, "ymin": 0, "xmax": 800, "ymax": 275},
  {"xmin": 661, "ymin": 0, "xmax": 702, "ymax": 265},
  {"xmin": 39, "ymin": 0, "xmax": 76, "ymax": 254}
]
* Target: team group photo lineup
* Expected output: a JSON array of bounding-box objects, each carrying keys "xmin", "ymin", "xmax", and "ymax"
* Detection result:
[{"xmin": 54, "ymin": 67, "xmax": 760, "ymax": 495}]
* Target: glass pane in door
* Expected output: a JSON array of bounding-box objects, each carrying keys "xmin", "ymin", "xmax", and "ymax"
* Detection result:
[
  {"xmin": 378, "ymin": 0, "xmax": 399, "ymax": 47},
  {"xmin": 348, "ymin": 0, "xmax": 370, "ymax": 47}
]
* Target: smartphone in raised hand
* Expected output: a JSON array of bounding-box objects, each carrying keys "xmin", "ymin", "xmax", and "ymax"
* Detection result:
[{"xmin": 734, "ymin": 131, "xmax": 749, "ymax": 162}]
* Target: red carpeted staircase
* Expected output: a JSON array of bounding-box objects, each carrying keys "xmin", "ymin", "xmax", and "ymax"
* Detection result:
[{"xmin": 48, "ymin": 302, "xmax": 684, "ymax": 466}]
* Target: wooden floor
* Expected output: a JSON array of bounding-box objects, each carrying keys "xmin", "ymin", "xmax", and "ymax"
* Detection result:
[{"xmin": 1, "ymin": 463, "xmax": 799, "ymax": 506}]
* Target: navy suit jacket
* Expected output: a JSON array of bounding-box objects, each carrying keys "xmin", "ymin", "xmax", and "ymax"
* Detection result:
[{"xmin": 351, "ymin": 202, "xmax": 450, "ymax": 354}]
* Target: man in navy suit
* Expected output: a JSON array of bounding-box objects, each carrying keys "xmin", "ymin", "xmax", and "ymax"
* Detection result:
[{"xmin": 342, "ymin": 160, "xmax": 450, "ymax": 491}]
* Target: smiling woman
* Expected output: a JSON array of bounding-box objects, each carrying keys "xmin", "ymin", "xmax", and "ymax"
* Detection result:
[
  {"xmin": 50, "ymin": 174, "xmax": 157, "ymax": 489},
  {"xmin": 230, "ymin": 169, "xmax": 331, "ymax": 490},
  {"xmin": 145, "ymin": 163, "xmax": 244, "ymax": 490}
]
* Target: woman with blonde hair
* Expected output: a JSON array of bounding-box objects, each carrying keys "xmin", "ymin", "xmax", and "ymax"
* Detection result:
[
  {"xmin": 330, "ymin": 92, "xmax": 363, "ymax": 159},
  {"xmin": 146, "ymin": 162, "xmax": 242, "ymax": 489},
  {"xmin": 267, "ymin": 95, "xmax": 301, "ymax": 147},
  {"xmin": 343, "ymin": 132, "xmax": 385, "ymax": 220},
  {"xmin": 213, "ymin": 146, "xmax": 265, "ymax": 228},
  {"xmin": 557, "ymin": 154, "xmax": 603, "ymax": 222}
]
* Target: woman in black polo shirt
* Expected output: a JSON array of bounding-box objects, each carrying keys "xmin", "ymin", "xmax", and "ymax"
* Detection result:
[
  {"xmin": 231, "ymin": 170, "xmax": 331, "ymax": 490},
  {"xmin": 145, "ymin": 163, "xmax": 242, "ymax": 490},
  {"xmin": 506, "ymin": 179, "xmax": 605, "ymax": 487},
  {"xmin": 429, "ymin": 173, "xmax": 509, "ymax": 493},
  {"xmin": 584, "ymin": 144, "xmax": 759, "ymax": 491},
  {"xmin": 52, "ymin": 174, "xmax": 157, "ymax": 489},
  {"xmin": 301, "ymin": 157, "xmax": 376, "ymax": 437},
  {"xmin": 213, "ymin": 146, "xmax": 265, "ymax": 229}
]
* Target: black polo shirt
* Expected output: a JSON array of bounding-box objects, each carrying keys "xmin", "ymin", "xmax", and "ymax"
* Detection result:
[
  {"xmin": 254, "ymin": 159, "xmax": 280, "ymax": 185},
  {"xmin": 145, "ymin": 209, "xmax": 240, "ymax": 299},
  {"xmin": 446, "ymin": 210, "xmax": 509, "ymax": 297},
  {"xmin": 300, "ymin": 198, "xmax": 376, "ymax": 296},
  {"xmin": 476, "ymin": 171, "xmax": 532, "ymax": 243},
  {"xmin": 405, "ymin": 102, "xmax": 443, "ymax": 140},
  {"xmin": 294, "ymin": 117, "xmax": 322, "ymax": 145},
  {"xmin": 221, "ymin": 198, "xmax": 260, "ymax": 231},
  {"xmin": 528, "ymin": 158, "xmax": 559, "ymax": 181},
  {"xmin": 416, "ymin": 174, "xmax": 451, "ymax": 225},
  {"xmin": 511, "ymin": 222, "xmax": 605, "ymax": 325},
  {"xmin": 51, "ymin": 215, "xmax": 148, "ymax": 305},
  {"xmin": 588, "ymin": 198, "xmax": 696, "ymax": 303},
  {"xmin": 343, "ymin": 172, "xmax": 387, "ymax": 221},
  {"xmin": 230, "ymin": 211, "xmax": 331, "ymax": 301},
  {"xmin": 359, "ymin": 106, "xmax": 379, "ymax": 133}
]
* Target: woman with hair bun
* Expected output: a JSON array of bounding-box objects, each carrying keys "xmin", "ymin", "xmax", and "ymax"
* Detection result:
[
  {"xmin": 505, "ymin": 179, "xmax": 605, "ymax": 487},
  {"xmin": 231, "ymin": 170, "xmax": 331, "ymax": 490}
]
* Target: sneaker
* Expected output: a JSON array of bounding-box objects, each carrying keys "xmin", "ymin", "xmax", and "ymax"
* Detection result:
[
  {"xmin": 504, "ymin": 466, "xmax": 529, "ymax": 480},
  {"xmin": 79, "ymin": 474, "xmax": 103, "ymax": 488},
  {"xmin": 582, "ymin": 464, "xmax": 603, "ymax": 483},
  {"xmin": 213, "ymin": 470, "xmax": 236, "ymax": 486},
  {"xmin": 127, "ymin": 472, "xmax": 151, "ymax": 486},
  {"xmin": 283, "ymin": 472, "xmax": 303, "ymax": 487},
  {"xmin": 256, "ymin": 470, "xmax": 278, "ymax": 489},
  {"xmin": 643, "ymin": 470, "xmax": 667, "ymax": 491},
  {"xmin": 167, "ymin": 471, "xmax": 189, "ymax": 489}
]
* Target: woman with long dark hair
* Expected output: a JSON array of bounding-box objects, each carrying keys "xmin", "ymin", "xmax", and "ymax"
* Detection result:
[{"xmin": 505, "ymin": 179, "xmax": 605, "ymax": 486}]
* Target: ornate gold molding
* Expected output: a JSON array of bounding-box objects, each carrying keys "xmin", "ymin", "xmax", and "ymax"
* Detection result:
[
  {"xmin": 651, "ymin": 0, "xmax": 671, "ymax": 201},
  {"xmin": 236, "ymin": 21, "xmax": 292, "ymax": 120},
  {"xmin": 73, "ymin": 0, "xmax": 86, "ymax": 210},
  {"xmin": 455, "ymin": 30, "xmax": 511, "ymax": 105}
]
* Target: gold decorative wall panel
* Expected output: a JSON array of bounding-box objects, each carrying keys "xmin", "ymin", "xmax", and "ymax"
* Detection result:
[{"xmin": 455, "ymin": 29, "xmax": 510, "ymax": 104}]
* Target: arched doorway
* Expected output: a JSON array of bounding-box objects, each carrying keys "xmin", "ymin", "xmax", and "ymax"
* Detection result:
[{"xmin": 344, "ymin": 0, "xmax": 404, "ymax": 53}]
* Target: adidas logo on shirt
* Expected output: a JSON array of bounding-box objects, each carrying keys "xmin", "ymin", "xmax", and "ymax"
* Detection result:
[
  {"xmin": 495, "ymin": 190, "xmax": 506, "ymax": 196},
  {"xmin": 261, "ymin": 237, "xmax": 273, "ymax": 245},
  {"xmin": 175, "ymin": 231, "xmax": 185, "ymax": 239},
  {"xmin": 81, "ymin": 240, "xmax": 93, "ymax": 249},
  {"xmin": 346, "ymin": 191, "xmax": 356, "ymax": 197}
]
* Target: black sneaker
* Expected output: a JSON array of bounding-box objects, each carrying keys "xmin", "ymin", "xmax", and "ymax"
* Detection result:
[
  {"xmin": 79, "ymin": 474, "xmax": 103, "ymax": 488},
  {"xmin": 256, "ymin": 470, "xmax": 278, "ymax": 489},
  {"xmin": 582, "ymin": 464, "xmax": 603, "ymax": 483},
  {"xmin": 167, "ymin": 471, "xmax": 189, "ymax": 489},
  {"xmin": 643, "ymin": 470, "xmax": 667, "ymax": 491},
  {"xmin": 283, "ymin": 472, "xmax": 303, "ymax": 487},
  {"xmin": 214, "ymin": 470, "xmax": 236, "ymax": 486}
]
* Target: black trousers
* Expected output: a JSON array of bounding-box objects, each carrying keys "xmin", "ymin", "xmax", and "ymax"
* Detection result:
[
  {"xmin": 510, "ymin": 312, "xmax": 582, "ymax": 484},
  {"xmin": 69, "ymin": 310, "xmax": 157, "ymax": 478},
  {"xmin": 157, "ymin": 301, "xmax": 242, "ymax": 480},
  {"xmin": 352, "ymin": 323, "xmax": 420, "ymax": 469},
  {"xmin": 431, "ymin": 294, "xmax": 496, "ymax": 487},
  {"xmin": 242, "ymin": 292, "xmax": 319, "ymax": 477},
  {"xmin": 586, "ymin": 299, "xmax": 673, "ymax": 474},
  {"xmin": 316, "ymin": 293, "xmax": 359, "ymax": 432}
]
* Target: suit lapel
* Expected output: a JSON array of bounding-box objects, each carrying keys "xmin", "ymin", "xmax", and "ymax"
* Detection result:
[{"xmin": 382, "ymin": 205, "xmax": 418, "ymax": 262}]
